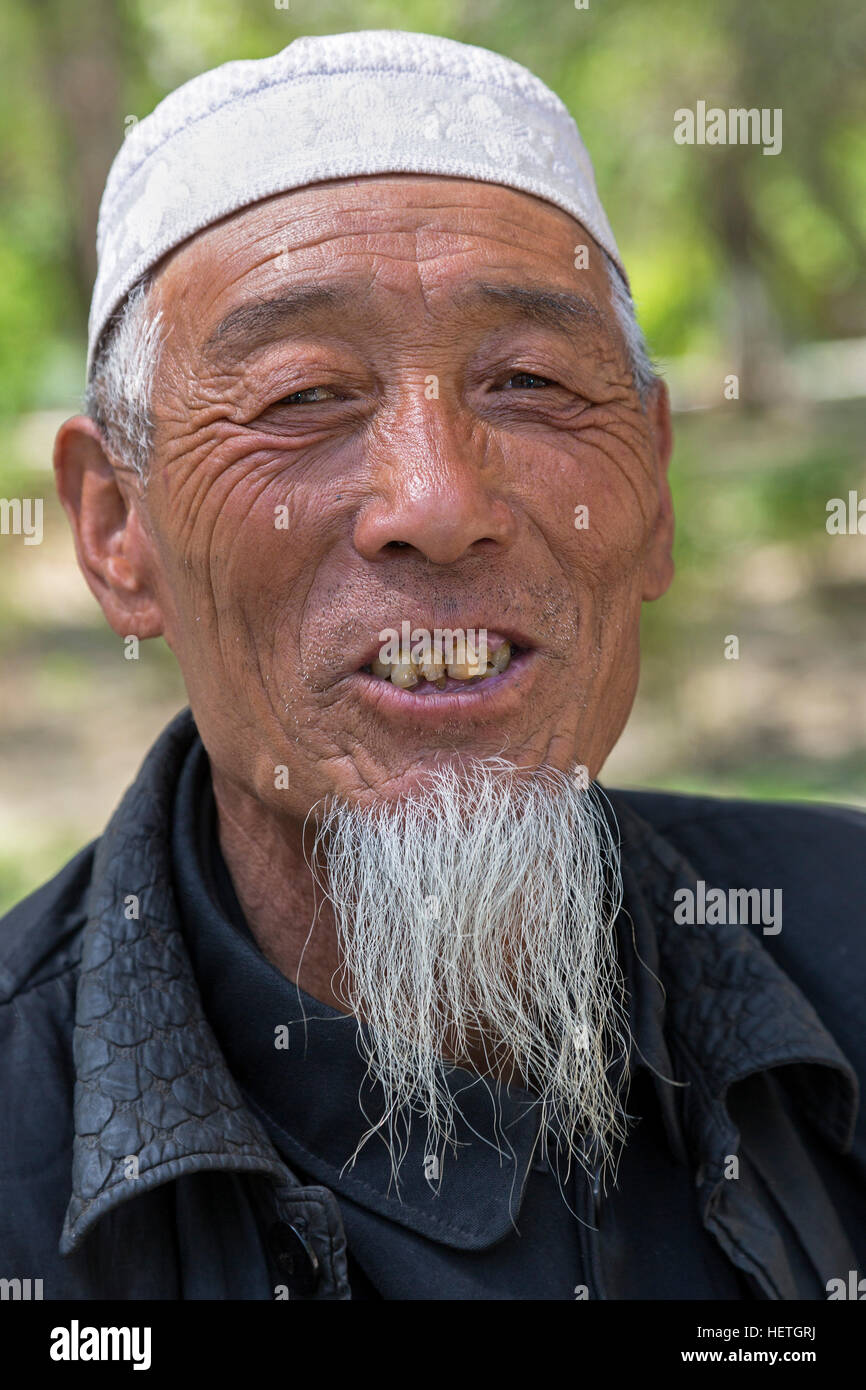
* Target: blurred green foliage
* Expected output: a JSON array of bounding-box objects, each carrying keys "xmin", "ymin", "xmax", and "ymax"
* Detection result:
[{"xmin": 1, "ymin": 0, "xmax": 864, "ymax": 430}]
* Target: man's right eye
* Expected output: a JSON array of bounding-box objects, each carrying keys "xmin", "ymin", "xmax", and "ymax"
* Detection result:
[{"xmin": 277, "ymin": 386, "xmax": 340, "ymax": 404}]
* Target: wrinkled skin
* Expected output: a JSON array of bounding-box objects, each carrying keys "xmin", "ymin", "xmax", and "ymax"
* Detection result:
[{"xmin": 54, "ymin": 174, "xmax": 674, "ymax": 1004}]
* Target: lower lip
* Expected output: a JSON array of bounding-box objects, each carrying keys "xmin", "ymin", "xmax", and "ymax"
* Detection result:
[{"xmin": 343, "ymin": 648, "xmax": 539, "ymax": 724}]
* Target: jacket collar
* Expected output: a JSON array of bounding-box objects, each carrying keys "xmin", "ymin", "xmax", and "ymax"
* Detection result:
[
  {"xmin": 605, "ymin": 788, "xmax": 858, "ymax": 1166},
  {"xmin": 61, "ymin": 709, "xmax": 291, "ymax": 1254},
  {"xmin": 62, "ymin": 708, "xmax": 858, "ymax": 1255}
]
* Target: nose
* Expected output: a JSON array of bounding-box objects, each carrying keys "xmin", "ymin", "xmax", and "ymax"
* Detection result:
[{"xmin": 352, "ymin": 395, "xmax": 518, "ymax": 566}]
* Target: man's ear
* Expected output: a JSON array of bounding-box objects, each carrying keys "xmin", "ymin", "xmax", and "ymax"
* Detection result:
[
  {"xmin": 53, "ymin": 415, "xmax": 165, "ymax": 638},
  {"xmin": 641, "ymin": 378, "xmax": 675, "ymax": 602}
]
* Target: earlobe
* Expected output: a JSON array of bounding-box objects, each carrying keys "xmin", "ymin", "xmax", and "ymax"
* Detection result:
[{"xmin": 53, "ymin": 415, "xmax": 165, "ymax": 638}]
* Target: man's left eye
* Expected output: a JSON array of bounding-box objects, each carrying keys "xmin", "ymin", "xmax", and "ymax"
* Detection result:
[
  {"xmin": 277, "ymin": 386, "xmax": 339, "ymax": 404},
  {"xmin": 499, "ymin": 372, "xmax": 557, "ymax": 390}
]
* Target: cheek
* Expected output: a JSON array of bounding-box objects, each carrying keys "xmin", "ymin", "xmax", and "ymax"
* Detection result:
[
  {"xmin": 150, "ymin": 455, "xmax": 334, "ymax": 676},
  {"xmin": 506, "ymin": 426, "xmax": 659, "ymax": 589}
]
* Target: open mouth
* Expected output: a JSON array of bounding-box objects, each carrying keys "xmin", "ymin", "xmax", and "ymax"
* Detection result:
[{"xmin": 360, "ymin": 635, "xmax": 525, "ymax": 696}]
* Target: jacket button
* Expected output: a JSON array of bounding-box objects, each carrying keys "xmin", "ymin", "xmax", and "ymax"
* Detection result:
[{"xmin": 269, "ymin": 1221, "xmax": 320, "ymax": 1296}]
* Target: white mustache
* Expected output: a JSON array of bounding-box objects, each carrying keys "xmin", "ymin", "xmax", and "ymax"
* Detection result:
[{"xmin": 309, "ymin": 757, "xmax": 633, "ymax": 1188}]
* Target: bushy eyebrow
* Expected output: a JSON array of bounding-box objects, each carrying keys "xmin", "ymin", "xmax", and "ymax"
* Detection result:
[
  {"xmin": 202, "ymin": 285, "xmax": 353, "ymax": 360},
  {"xmin": 200, "ymin": 277, "xmax": 610, "ymax": 363},
  {"xmin": 454, "ymin": 282, "xmax": 607, "ymax": 340}
]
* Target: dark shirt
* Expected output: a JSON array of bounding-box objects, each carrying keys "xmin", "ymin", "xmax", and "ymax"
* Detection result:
[{"xmin": 172, "ymin": 734, "xmax": 748, "ymax": 1299}]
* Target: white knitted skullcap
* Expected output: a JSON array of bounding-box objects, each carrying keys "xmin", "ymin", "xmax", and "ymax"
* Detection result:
[{"xmin": 88, "ymin": 29, "xmax": 625, "ymax": 372}]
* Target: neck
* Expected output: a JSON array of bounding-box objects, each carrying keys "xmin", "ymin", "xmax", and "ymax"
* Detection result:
[{"xmin": 210, "ymin": 767, "xmax": 346, "ymax": 1014}]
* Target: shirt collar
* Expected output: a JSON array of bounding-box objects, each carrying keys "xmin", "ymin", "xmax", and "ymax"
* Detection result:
[
  {"xmin": 173, "ymin": 735, "xmax": 539, "ymax": 1248},
  {"xmin": 172, "ymin": 733, "xmax": 684, "ymax": 1247}
]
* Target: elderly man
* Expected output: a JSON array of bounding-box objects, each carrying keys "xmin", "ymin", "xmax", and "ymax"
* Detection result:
[{"xmin": 1, "ymin": 30, "xmax": 863, "ymax": 1303}]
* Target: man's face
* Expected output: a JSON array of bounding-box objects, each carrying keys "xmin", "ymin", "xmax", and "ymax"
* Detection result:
[{"xmin": 115, "ymin": 174, "xmax": 673, "ymax": 815}]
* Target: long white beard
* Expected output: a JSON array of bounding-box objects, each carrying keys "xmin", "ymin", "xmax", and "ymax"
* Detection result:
[{"xmin": 310, "ymin": 758, "xmax": 632, "ymax": 1186}]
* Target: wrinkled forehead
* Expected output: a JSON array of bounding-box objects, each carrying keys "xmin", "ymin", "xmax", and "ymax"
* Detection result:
[{"xmin": 149, "ymin": 174, "xmax": 616, "ymax": 359}]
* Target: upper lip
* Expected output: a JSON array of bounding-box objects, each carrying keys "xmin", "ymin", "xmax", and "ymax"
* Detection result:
[{"xmin": 351, "ymin": 623, "xmax": 538, "ymax": 674}]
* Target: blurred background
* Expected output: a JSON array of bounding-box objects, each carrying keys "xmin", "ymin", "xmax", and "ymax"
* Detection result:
[{"xmin": 1, "ymin": 0, "xmax": 864, "ymax": 913}]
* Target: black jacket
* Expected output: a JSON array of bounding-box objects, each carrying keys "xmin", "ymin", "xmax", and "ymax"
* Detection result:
[{"xmin": 1, "ymin": 707, "xmax": 864, "ymax": 1299}]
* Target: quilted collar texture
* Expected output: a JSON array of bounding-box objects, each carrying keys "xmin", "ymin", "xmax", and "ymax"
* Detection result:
[{"xmin": 61, "ymin": 707, "xmax": 858, "ymax": 1277}]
